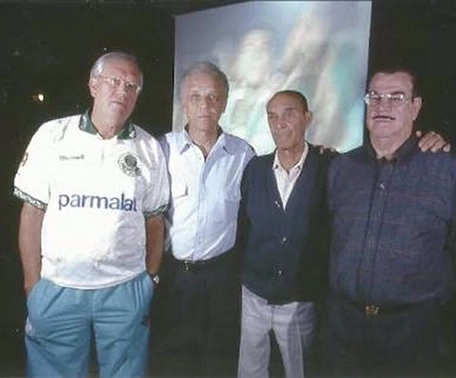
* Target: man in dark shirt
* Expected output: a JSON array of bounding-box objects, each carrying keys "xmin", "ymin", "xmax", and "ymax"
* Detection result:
[{"xmin": 326, "ymin": 67, "xmax": 456, "ymax": 377}]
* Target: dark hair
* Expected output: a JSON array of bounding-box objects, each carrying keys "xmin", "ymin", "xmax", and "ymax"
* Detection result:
[
  {"xmin": 268, "ymin": 90, "xmax": 309, "ymax": 112},
  {"xmin": 368, "ymin": 66, "xmax": 419, "ymax": 97},
  {"xmin": 180, "ymin": 61, "xmax": 229, "ymax": 99}
]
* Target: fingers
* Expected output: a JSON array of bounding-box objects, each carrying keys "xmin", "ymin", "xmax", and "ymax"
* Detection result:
[{"xmin": 417, "ymin": 130, "xmax": 449, "ymax": 153}]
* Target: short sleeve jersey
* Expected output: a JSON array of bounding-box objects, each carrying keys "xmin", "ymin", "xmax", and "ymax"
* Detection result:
[{"xmin": 14, "ymin": 113, "xmax": 169, "ymax": 289}]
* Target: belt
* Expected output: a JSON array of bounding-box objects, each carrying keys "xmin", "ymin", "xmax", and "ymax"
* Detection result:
[
  {"xmin": 172, "ymin": 250, "xmax": 233, "ymax": 272},
  {"xmin": 339, "ymin": 296, "xmax": 417, "ymax": 317}
]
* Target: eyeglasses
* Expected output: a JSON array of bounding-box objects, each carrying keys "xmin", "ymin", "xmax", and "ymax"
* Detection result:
[
  {"xmin": 364, "ymin": 92, "xmax": 412, "ymax": 107},
  {"xmin": 96, "ymin": 75, "xmax": 141, "ymax": 94}
]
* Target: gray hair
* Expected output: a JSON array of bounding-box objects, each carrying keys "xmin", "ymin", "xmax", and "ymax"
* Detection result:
[
  {"xmin": 90, "ymin": 51, "xmax": 143, "ymax": 89},
  {"xmin": 180, "ymin": 61, "xmax": 229, "ymax": 99}
]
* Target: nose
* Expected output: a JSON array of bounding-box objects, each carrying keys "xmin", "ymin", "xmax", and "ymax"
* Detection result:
[
  {"xmin": 276, "ymin": 115, "xmax": 289, "ymax": 129},
  {"xmin": 376, "ymin": 97, "xmax": 393, "ymax": 111},
  {"xmin": 114, "ymin": 83, "xmax": 129, "ymax": 96},
  {"xmin": 268, "ymin": 115, "xmax": 286, "ymax": 130},
  {"xmin": 113, "ymin": 84, "xmax": 133, "ymax": 102},
  {"xmin": 196, "ymin": 97, "xmax": 211, "ymax": 112}
]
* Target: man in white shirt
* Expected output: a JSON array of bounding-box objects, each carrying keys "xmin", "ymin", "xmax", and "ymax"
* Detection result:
[
  {"xmin": 157, "ymin": 61, "xmax": 255, "ymax": 377},
  {"xmin": 14, "ymin": 51, "xmax": 169, "ymax": 377}
]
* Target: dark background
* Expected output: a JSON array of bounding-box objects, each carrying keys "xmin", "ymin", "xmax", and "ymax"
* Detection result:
[{"xmin": 1, "ymin": 0, "xmax": 456, "ymax": 376}]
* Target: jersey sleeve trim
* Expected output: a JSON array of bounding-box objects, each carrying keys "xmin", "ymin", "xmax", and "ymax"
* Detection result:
[
  {"xmin": 13, "ymin": 187, "xmax": 48, "ymax": 210},
  {"xmin": 143, "ymin": 203, "xmax": 167, "ymax": 218}
]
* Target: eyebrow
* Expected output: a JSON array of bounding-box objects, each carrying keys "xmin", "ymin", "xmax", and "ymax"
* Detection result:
[
  {"xmin": 267, "ymin": 106, "xmax": 298, "ymax": 112},
  {"xmin": 369, "ymin": 90, "xmax": 407, "ymax": 95}
]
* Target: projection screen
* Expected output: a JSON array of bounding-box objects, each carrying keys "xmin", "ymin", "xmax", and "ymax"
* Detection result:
[{"xmin": 173, "ymin": 1, "xmax": 372, "ymax": 154}]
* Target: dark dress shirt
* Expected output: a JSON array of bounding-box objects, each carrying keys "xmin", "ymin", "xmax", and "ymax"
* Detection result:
[{"xmin": 328, "ymin": 136, "xmax": 456, "ymax": 306}]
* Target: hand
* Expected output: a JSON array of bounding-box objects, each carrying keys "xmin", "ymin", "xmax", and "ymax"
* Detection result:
[
  {"xmin": 316, "ymin": 145, "xmax": 338, "ymax": 155},
  {"xmin": 416, "ymin": 130, "xmax": 451, "ymax": 153},
  {"xmin": 24, "ymin": 276, "xmax": 40, "ymax": 296}
]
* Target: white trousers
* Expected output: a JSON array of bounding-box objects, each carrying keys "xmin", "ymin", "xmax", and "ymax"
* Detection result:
[{"xmin": 238, "ymin": 285, "xmax": 316, "ymax": 378}]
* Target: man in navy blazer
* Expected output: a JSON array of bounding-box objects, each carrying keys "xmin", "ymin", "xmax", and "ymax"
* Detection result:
[{"xmin": 236, "ymin": 90, "xmax": 332, "ymax": 378}]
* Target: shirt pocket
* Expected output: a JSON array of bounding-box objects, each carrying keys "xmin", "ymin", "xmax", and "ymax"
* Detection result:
[{"xmin": 222, "ymin": 185, "xmax": 241, "ymax": 223}]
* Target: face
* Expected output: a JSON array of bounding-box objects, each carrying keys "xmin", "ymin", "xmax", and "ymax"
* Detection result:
[
  {"xmin": 267, "ymin": 93, "xmax": 312, "ymax": 153},
  {"xmin": 89, "ymin": 58, "xmax": 141, "ymax": 126},
  {"xmin": 282, "ymin": 7, "xmax": 328, "ymax": 72},
  {"xmin": 366, "ymin": 72, "xmax": 422, "ymax": 143},
  {"xmin": 235, "ymin": 29, "xmax": 272, "ymax": 86},
  {"xmin": 181, "ymin": 72, "xmax": 227, "ymax": 132}
]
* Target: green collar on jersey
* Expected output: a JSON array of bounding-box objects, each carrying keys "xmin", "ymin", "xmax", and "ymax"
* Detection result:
[{"xmin": 79, "ymin": 110, "xmax": 136, "ymax": 139}]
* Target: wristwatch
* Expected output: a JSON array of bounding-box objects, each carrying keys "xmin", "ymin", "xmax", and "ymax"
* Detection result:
[{"xmin": 148, "ymin": 272, "xmax": 160, "ymax": 286}]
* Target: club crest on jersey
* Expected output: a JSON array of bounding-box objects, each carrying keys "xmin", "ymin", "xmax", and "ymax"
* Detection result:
[{"xmin": 118, "ymin": 153, "xmax": 141, "ymax": 177}]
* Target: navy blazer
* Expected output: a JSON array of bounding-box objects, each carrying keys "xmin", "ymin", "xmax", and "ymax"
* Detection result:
[{"xmin": 236, "ymin": 145, "xmax": 331, "ymax": 304}]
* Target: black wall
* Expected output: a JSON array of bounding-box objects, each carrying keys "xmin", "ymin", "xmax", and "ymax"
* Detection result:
[
  {"xmin": 369, "ymin": 0, "xmax": 456, "ymax": 139},
  {"xmin": 1, "ymin": 0, "xmax": 456, "ymax": 374}
]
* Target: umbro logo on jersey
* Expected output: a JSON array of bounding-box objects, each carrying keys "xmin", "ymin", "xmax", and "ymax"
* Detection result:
[
  {"xmin": 58, "ymin": 193, "xmax": 137, "ymax": 211},
  {"xmin": 59, "ymin": 154, "xmax": 85, "ymax": 161}
]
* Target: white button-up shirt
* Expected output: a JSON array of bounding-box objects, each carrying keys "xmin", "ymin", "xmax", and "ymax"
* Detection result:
[
  {"xmin": 160, "ymin": 129, "xmax": 255, "ymax": 261},
  {"xmin": 273, "ymin": 142, "xmax": 308, "ymax": 209}
]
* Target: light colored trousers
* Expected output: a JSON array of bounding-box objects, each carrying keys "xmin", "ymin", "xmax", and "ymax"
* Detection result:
[
  {"xmin": 25, "ymin": 272, "xmax": 154, "ymax": 378},
  {"xmin": 238, "ymin": 285, "xmax": 316, "ymax": 378}
]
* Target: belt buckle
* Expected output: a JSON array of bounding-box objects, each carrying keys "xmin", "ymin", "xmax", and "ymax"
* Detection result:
[{"xmin": 365, "ymin": 304, "xmax": 379, "ymax": 317}]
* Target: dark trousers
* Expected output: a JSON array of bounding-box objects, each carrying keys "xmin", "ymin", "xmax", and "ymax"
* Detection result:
[
  {"xmin": 151, "ymin": 250, "xmax": 241, "ymax": 377},
  {"xmin": 323, "ymin": 294, "xmax": 444, "ymax": 378}
]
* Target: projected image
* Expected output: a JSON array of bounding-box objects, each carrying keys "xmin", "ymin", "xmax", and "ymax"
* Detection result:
[{"xmin": 174, "ymin": 1, "xmax": 371, "ymax": 154}]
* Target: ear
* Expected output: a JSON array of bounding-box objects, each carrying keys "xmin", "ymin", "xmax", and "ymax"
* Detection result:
[
  {"xmin": 411, "ymin": 96, "xmax": 422, "ymax": 121},
  {"xmin": 304, "ymin": 110, "xmax": 313, "ymax": 126},
  {"xmin": 88, "ymin": 77, "xmax": 98, "ymax": 98}
]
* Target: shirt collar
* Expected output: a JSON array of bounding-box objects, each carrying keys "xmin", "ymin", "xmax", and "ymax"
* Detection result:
[
  {"xmin": 79, "ymin": 110, "xmax": 136, "ymax": 139},
  {"xmin": 176, "ymin": 125, "xmax": 232, "ymax": 154},
  {"xmin": 365, "ymin": 134, "xmax": 418, "ymax": 164},
  {"xmin": 273, "ymin": 141, "xmax": 308, "ymax": 171}
]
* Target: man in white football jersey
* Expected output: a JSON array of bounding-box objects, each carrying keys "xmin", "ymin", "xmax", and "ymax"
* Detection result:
[{"xmin": 14, "ymin": 51, "xmax": 169, "ymax": 377}]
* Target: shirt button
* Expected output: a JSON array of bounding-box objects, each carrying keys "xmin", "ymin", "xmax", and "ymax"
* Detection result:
[
  {"xmin": 277, "ymin": 270, "xmax": 282, "ymax": 277},
  {"xmin": 281, "ymin": 237, "xmax": 287, "ymax": 244},
  {"xmin": 379, "ymin": 182, "xmax": 385, "ymax": 190}
]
